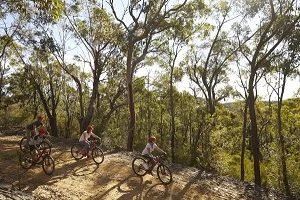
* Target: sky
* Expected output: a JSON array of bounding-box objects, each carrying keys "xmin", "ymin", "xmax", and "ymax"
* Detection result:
[{"xmin": 136, "ymin": 63, "xmax": 300, "ymax": 103}]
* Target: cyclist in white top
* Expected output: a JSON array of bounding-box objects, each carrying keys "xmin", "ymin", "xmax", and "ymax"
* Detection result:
[
  {"xmin": 142, "ymin": 136, "xmax": 166, "ymax": 175},
  {"xmin": 79, "ymin": 125, "xmax": 101, "ymax": 157}
]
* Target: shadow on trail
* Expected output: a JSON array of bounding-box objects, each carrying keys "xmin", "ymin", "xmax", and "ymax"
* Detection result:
[
  {"xmin": 143, "ymin": 182, "xmax": 171, "ymax": 200},
  {"xmin": 171, "ymin": 170, "xmax": 204, "ymax": 199},
  {"xmin": 72, "ymin": 161, "xmax": 100, "ymax": 177},
  {"xmin": 15, "ymin": 152, "xmax": 103, "ymax": 192},
  {"xmin": 88, "ymin": 174, "xmax": 149, "ymax": 200}
]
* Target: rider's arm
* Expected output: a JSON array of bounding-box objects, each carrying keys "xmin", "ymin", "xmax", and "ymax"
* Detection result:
[
  {"xmin": 91, "ymin": 133, "xmax": 101, "ymax": 140},
  {"xmin": 155, "ymin": 144, "xmax": 166, "ymax": 154}
]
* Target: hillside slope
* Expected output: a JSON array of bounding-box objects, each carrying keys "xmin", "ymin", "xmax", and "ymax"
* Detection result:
[{"xmin": 0, "ymin": 134, "xmax": 287, "ymax": 200}]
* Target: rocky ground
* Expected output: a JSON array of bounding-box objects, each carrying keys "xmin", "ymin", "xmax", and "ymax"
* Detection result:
[{"xmin": 0, "ymin": 133, "xmax": 289, "ymax": 200}]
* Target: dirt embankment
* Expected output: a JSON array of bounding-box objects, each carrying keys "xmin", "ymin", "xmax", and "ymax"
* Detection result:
[{"xmin": 0, "ymin": 134, "xmax": 288, "ymax": 200}]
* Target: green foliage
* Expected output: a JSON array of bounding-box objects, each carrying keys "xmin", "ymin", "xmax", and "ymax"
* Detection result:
[{"xmin": 34, "ymin": 0, "xmax": 64, "ymax": 20}]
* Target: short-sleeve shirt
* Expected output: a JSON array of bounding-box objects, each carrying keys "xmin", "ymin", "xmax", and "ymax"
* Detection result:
[
  {"xmin": 79, "ymin": 131, "xmax": 98, "ymax": 142},
  {"xmin": 142, "ymin": 143, "xmax": 158, "ymax": 155},
  {"xmin": 26, "ymin": 120, "xmax": 43, "ymax": 130}
]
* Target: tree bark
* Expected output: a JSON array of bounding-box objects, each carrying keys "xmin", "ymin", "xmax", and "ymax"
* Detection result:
[
  {"xmin": 241, "ymin": 99, "xmax": 248, "ymax": 181},
  {"xmin": 277, "ymin": 73, "xmax": 291, "ymax": 196},
  {"xmin": 248, "ymin": 71, "xmax": 261, "ymax": 186},
  {"xmin": 170, "ymin": 66, "xmax": 176, "ymax": 162},
  {"xmin": 126, "ymin": 42, "xmax": 135, "ymax": 151}
]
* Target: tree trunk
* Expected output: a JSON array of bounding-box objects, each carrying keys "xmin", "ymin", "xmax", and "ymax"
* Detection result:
[
  {"xmin": 80, "ymin": 65, "xmax": 101, "ymax": 133},
  {"xmin": 170, "ymin": 69, "xmax": 176, "ymax": 162},
  {"xmin": 277, "ymin": 73, "xmax": 291, "ymax": 196},
  {"xmin": 126, "ymin": 43, "xmax": 136, "ymax": 151},
  {"xmin": 127, "ymin": 80, "xmax": 135, "ymax": 151},
  {"xmin": 48, "ymin": 115, "xmax": 59, "ymax": 137},
  {"xmin": 248, "ymin": 72, "xmax": 261, "ymax": 186},
  {"xmin": 241, "ymin": 99, "xmax": 248, "ymax": 181}
]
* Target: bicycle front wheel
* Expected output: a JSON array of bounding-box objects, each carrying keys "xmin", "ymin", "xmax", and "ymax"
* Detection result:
[
  {"xmin": 42, "ymin": 155, "xmax": 55, "ymax": 175},
  {"xmin": 71, "ymin": 143, "xmax": 84, "ymax": 160},
  {"xmin": 157, "ymin": 164, "xmax": 172, "ymax": 184},
  {"xmin": 132, "ymin": 157, "xmax": 148, "ymax": 176},
  {"xmin": 92, "ymin": 147, "xmax": 104, "ymax": 164}
]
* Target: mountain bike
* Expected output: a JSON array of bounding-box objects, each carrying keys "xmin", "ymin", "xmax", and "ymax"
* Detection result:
[
  {"xmin": 71, "ymin": 138, "xmax": 104, "ymax": 165},
  {"xmin": 132, "ymin": 154, "xmax": 172, "ymax": 184},
  {"xmin": 19, "ymin": 141, "xmax": 55, "ymax": 175}
]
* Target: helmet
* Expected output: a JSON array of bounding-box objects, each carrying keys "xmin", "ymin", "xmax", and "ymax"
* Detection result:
[
  {"xmin": 38, "ymin": 126, "xmax": 47, "ymax": 135},
  {"xmin": 148, "ymin": 136, "xmax": 156, "ymax": 143},
  {"xmin": 87, "ymin": 125, "xmax": 93, "ymax": 132}
]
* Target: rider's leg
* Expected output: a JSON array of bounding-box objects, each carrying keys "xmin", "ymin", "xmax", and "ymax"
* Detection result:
[
  {"xmin": 86, "ymin": 141, "xmax": 91, "ymax": 158},
  {"xmin": 142, "ymin": 155, "xmax": 156, "ymax": 175},
  {"xmin": 147, "ymin": 158, "xmax": 156, "ymax": 174}
]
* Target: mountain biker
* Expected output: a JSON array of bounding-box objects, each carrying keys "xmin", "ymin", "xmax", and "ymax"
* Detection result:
[
  {"xmin": 79, "ymin": 125, "xmax": 101, "ymax": 157},
  {"xmin": 33, "ymin": 125, "xmax": 49, "ymax": 146},
  {"xmin": 25, "ymin": 114, "xmax": 45, "ymax": 148},
  {"xmin": 142, "ymin": 136, "xmax": 167, "ymax": 175}
]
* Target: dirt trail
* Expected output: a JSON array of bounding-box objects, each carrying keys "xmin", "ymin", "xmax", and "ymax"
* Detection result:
[{"xmin": 0, "ymin": 135, "xmax": 286, "ymax": 200}]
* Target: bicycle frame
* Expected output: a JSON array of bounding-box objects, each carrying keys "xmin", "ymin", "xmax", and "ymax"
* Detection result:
[{"xmin": 32, "ymin": 143, "xmax": 50, "ymax": 163}]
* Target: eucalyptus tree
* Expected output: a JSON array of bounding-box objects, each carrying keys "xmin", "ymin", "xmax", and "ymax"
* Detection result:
[
  {"xmin": 62, "ymin": 75, "xmax": 78, "ymax": 138},
  {"xmin": 234, "ymin": 0, "xmax": 300, "ymax": 187},
  {"xmin": 153, "ymin": 24, "xmax": 193, "ymax": 161},
  {"xmin": 0, "ymin": 0, "xmax": 64, "ymax": 126},
  {"xmin": 0, "ymin": 22, "xmax": 19, "ymax": 106},
  {"xmin": 61, "ymin": 0, "xmax": 124, "ymax": 133},
  {"xmin": 232, "ymin": 58, "xmax": 250, "ymax": 181},
  {"xmin": 233, "ymin": 52, "xmax": 264, "ymax": 181},
  {"xmin": 30, "ymin": 49, "xmax": 63, "ymax": 137},
  {"xmin": 93, "ymin": 56, "xmax": 127, "ymax": 135},
  {"xmin": 5, "ymin": 17, "xmax": 65, "ymax": 136},
  {"xmin": 281, "ymin": 99, "xmax": 300, "ymax": 192},
  {"xmin": 182, "ymin": 0, "xmax": 235, "ymax": 167},
  {"xmin": 107, "ymin": 0, "xmax": 204, "ymax": 151},
  {"xmin": 7, "ymin": 40, "xmax": 62, "ymax": 137},
  {"xmin": 0, "ymin": 36, "xmax": 13, "ymax": 106},
  {"xmin": 264, "ymin": 36, "xmax": 300, "ymax": 195},
  {"xmin": 186, "ymin": 0, "xmax": 235, "ymax": 116}
]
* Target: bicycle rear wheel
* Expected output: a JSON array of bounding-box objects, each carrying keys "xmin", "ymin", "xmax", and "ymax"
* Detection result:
[
  {"xmin": 92, "ymin": 147, "xmax": 104, "ymax": 164},
  {"xmin": 157, "ymin": 164, "xmax": 172, "ymax": 184},
  {"xmin": 71, "ymin": 143, "xmax": 84, "ymax": 160},
  {"xmin": 132, "ymin": 157, "xmax": 148, "ymax": 176},
  {"xmin": 42, "ymin": 155, "xmax": 55, "ymax": 175},
  {"xmin": 19, "ymin": 137, "xmax": 28, "ymax": 152},
  {"xmin": 19, "ymin": 151, "xmax": 33, "ymax": 169}
]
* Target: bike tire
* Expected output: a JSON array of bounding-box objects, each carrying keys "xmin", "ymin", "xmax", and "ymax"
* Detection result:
[
  {"xmin": 157, "ymin": 164, "xmax": 172, "ymax": 184},
  {"xmin": 42, "ymin": 155, "xmax": 55, "ymax": 175},
  {"xmin": 19, "ymin": 137, "xmax": 28, "ymax": 152},
  {"xmin": 132, "ymin": 157, "xmax": 148, "ymax": 176},
  {"xmin": 92, "ymin": 147, "xmax": 104, "ymax": 165},
  {"xmin": 71, "ymin": 143, "xmax": 84, "ymax": 160},
  {"xmin": 19, "ymin": 151, "xmax": 33, "ymax": 169}
]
